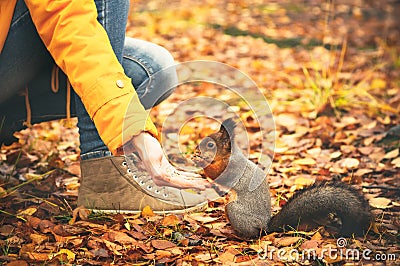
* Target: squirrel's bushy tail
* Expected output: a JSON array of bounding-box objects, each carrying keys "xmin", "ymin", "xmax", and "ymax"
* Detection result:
[{"xmin": 267, "ymin": 181, "xmax": 372, "ymax": 236}]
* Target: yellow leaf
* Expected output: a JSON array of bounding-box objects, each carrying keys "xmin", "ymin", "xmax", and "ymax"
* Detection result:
[
  {"xmin": 141, "ymin": 205, "xmax": 155, "ymax": 218},
  {"xmin": 179, "ymin": 125, "xmax": 195, "ymax": 135},
  {"xmin": 124, "ymin": 221, "xmax": 131, "ymax": 231},
  {"xmin": 293, "ymin": 158, "xmax": 316, "ymax": 165},
  {"xmin": 383, "ymin": 149, "xmax": 399, "ymax": 159},
  {"xmin": 49, "ymin": 248, "xmax": 75, "ymax": 262},
  {"xmin": 330, "ymin": 151, "xmax": 342, "ymax": 159},
  {"xmin": 391, "ymin": 157, "xmax": 400, "ymax": 168},
  {"xmin": 370, "ymin": 78, "xmax": 386, "ymax": 89},
  {"xmin": 18, "ymin": 207, "xmax": 37, "ymax": 216},
  {"xmin": 369, "ymin": 197, "xmax": 392, "ymax": 209},
  {"xmin": 338, "ymin": 158, "xmax": 359, "ymax": 169},
  {"xmin": 294, "ymin": 177, "xmax": 315, "ymax": 186},
  {"xmin": 24, "ymin": 173, "xmax": 44, "ymax": 181},
  {"xmin": 0, "ymin": 187, "xmax": 7, "ymax": 198}
]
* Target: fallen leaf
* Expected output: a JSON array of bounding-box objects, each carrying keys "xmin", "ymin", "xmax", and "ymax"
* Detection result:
[
  {"xmin": 330, "ymin": 151, "xmax": 342, "ymax": 159},
  {"xmin": 26, "ymin": 252, "xmax": 50, "ymax": 261},
  {"xmin": 274, "ymin": 236, "xmax": 303, "ymax": 247},
  {"xmin": 38, "ymin": 219, "xmax": 55, "ymax": 234},
  {"xmin": 383, "ymin": 149, "xmax": 399, "ymax": 159},
  {"xmin": 301, "ymin": 240, "xmax": 320, "ymax": 250},
  {"xmin": 103, "ymin": 239, "xmax": 123, "ymax": 255},
  {"xmin": 218, "ymin": 247, "xmax": 239, "ymax": 263},
  {"xmin": 369, "ymin": 197, "xmax": 392, "ymax": 209},
  {"xmin": 293, "ymin": 158, "xmax": 316, "ymax": 165},
  {"xmin": 30, "ymin": 233, "xmax": 48, "ymax": 245},
  {"xmin": 151, "ymin": 239, "xmax": 177, "ymax": 250},
  {"xmin": 161, "ymin": 214, "xmax": 181, "ymax": 226},
  {"xmin": 0, "ymin": 225, "xmax": 15, "ymax": 237},
  {"xmin": 104, "ymin": 231, "xmax": 138, "ymax": 245},
  {"xmin": 391, "ymin": 157, "xmax": 400, "ymax": 168},
  {"xmin": 49, "ymin": 248, "xmax": 76, "ymax": 262},
  {"xmin": 294, "ymin": 176, "xmax": 315, "ymax": 186},
  {"xmin": 276, "ymin": 113, "xmax": 298, "ymax": 132},
  {"xmin": 5, "ymin": 261, "xmax": 28, "ymax": 266},
  {"xmin": 18, "ymin": 207, "xmax": 37, "ymax": 216},
  {"xmin": 188, "ymin": 213, "xmax": 219, "ymax": 224},
  {"xmin": 141, "ymin": 205, "xmax": 155, "ymax": 218},
  {"xmin": 338, "ymin": 158, "xmax": 359, "ymax": 169},
  {"xmin": 155, "ymin": 249, "xmax": 172, "ymax": 259},
  {"xmin": 69, "ymin": 206, "xmax": 90, "ymax": 225}
]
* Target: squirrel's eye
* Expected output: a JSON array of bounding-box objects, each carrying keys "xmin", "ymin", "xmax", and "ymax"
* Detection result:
[{"xmin": 207, "ymin": 141, "xmax": 215, "ymax": 149}]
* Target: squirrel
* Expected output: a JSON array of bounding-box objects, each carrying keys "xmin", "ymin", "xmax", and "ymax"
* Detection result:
[{"xmin": 192, "ymin": 118, "xmax": 372, "ymax": 239}]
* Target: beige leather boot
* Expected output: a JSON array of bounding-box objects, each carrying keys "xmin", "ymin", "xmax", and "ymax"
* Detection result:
[{"xmin": 77, "ymin": 155, "xmax": 208, "ymax": 214}]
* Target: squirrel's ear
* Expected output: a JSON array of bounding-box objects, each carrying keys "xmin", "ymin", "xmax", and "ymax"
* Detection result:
[{"xmin": 219, "ymin": 118, "xmax": 236, "ymax": 140}]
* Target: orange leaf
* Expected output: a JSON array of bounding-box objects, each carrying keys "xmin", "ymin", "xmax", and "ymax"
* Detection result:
[
  {"xmin": 161, "ymin": 215, "xmax": 181, "ymax": 226},
  {"xmin": 141, "ymin": 205, "xmax": 155, "ymax": 218},
  {"xmin": 151, "ymin": 239, "xmax": 177, "ymax": 250}
]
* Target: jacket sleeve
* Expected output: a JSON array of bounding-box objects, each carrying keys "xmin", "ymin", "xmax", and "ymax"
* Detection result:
[{"xmin": 24, "ymin": 0, "xmax": 158, "ymax": 154}]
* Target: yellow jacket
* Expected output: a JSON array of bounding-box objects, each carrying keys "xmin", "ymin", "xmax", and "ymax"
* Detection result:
[{"xmin": 0, "ymin": 0, "xmax": 158, "ymax": 154}]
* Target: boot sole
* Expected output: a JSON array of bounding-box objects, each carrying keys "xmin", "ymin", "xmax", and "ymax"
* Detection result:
[{"xmin": 88, "ymin": 201, "xmax": 208, "ymax": 215}]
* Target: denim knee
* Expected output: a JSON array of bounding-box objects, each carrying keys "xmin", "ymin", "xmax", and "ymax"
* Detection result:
[{"xmin": 122, "ymin": 38, "xmax": 177, "ymax": 109}]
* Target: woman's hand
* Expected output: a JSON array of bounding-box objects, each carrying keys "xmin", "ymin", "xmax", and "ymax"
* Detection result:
[{"xmin": 127, "ymin": 132, "xmax": 210, "ymax": 190}]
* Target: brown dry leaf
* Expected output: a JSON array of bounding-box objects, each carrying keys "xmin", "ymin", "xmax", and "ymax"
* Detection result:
[
  {"xmin": 340, "ymin": 145, "xmax": 356, "ymax": 154},
  {"xmin": 141, "ymin": 205, "xmax": 155, "ymax": 217},
  {"xmin": 188, "ymin": 212, "xmax": 219, "ymax": 224},
  {"xmin": 218, "ymin": 247, "xmax": 240, "ymax": 263},
  {"xmin": 0, "ymin": 225, "xmax": 15, "ymax": 237},
  {"xmin": 53, "ymin": 224, "xmax": 86, "ymax": 236},
  {"xmin": 155, "ymin": 249, "xmax": 172, "ymax": 259},
  {"xmin": 38, "ymin": 219, "xmax": 55, "ymax": 234},
  {"xmin": 369, "ymin": 197, "xmax": 392, "ymax": 209},
  {"xmin": 274, "ymin": 236, "xmax": 303, "ymax": 247},
  {"xmin": 67, "ymin": 161, "xmax": 81, "ymax": 176},
  {"xmin": 102, "ymin": 239, "xmax": 123, "ymax": 255},
  {"xmin": 301, "ymin": 240, "xmax": 320, "ymax": 250},
  {"xmin": 354, "ymin": 168, "xmax": 373, "ymax": 176},
  {"xmin": 161, "ymin": 214, "xmax": 181, "ymax": 226},
  {"xmin": 151, "ymin": 239, "xmax": 177, "ymax": 250},
  {"xmin": 69, "ymin": 206, "xmax": 90, "ymax": 225},
  {"xmin": 26, "ymin": 216, "xmax": 41, "ymax": 229},
  {"xmin": 29, "ymin": 233, "xmax": 48, "ymax": 245},
  {"xmin": 358, "ymin": 146, "xmax": 374, "ymax": 155},
  {"xmin": 311, "ymin": 231, "xmax": 323, "ymax": 241},
  {"xmin": 26, "ymin": 252, "xmax": 50, "ymax": 261},
  {"xmin": 5, "ymin": 261, "xmax": 28, "ymax": 266},
  {"xmin": 104, "ymin": 231, "xmax": 138, "ymax": 245}
]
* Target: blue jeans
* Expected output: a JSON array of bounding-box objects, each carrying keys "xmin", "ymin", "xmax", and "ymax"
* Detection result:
[{"xmin": 0, "ymin": 0, "xmax": 177, "ymax": 159}]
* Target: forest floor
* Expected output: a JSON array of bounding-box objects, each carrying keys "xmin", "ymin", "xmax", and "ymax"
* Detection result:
[{"xmin": 1, "ymin": 0, "xmax": 399, "ymax": 265}]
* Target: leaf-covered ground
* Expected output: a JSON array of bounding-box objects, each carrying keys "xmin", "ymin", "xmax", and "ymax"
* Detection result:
[{"xmin": 1, "ymin": 0, "xmax": 399, "ymax": 265}]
